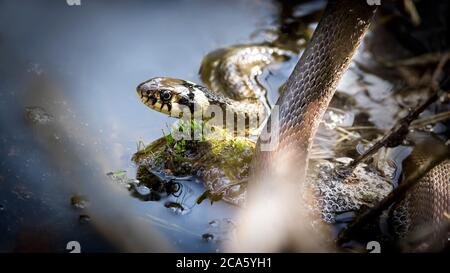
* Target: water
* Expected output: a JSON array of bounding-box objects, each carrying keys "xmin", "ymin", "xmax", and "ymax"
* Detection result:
[{"xmin": 0, "ymin": 0, "xmax": 293, "ymax": 252}]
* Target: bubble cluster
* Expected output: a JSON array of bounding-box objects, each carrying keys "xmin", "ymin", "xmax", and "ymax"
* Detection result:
[{"xmin": 308, "ymin": 160, "xmax": 393, "ymax": 223}]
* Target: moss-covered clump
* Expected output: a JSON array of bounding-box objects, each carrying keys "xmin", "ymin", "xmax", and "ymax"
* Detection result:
[{"xmin": 132, "ymin": 120, "xmax": 255, "ymax": 205}]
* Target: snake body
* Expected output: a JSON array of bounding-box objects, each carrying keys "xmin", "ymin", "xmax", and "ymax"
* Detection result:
[
  {"xmin": 199, "ymin": 44, "xmax": 294, "ymax": 105},
  {"xmin": 137, "ymin": 45, "xmax": 296, "ymax": 132},
  {"xmin": 390, "ymin": 133, "xmax": 450, "ymax": 252},
  {"xmin": 393, "ymin": 160, "xmax": 450, "ymax": 251},
  {"xmin": 137, "ymin": 0, "xmax": 449, "ymax": 251}
]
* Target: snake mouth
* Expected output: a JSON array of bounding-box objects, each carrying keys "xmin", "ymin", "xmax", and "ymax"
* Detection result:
[
  {"xmin": 137, "ymin": 89, "xmax": 158, "ymax": 107},
  {"xmin": 136, "ymin": 80, "xmax": 177, "ymax": 115}
]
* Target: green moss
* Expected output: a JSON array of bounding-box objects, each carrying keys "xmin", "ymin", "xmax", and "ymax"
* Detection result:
[
  {"xmin": 210, "ymin": 137, "xmax": 254, "ymax": 165},
  {"xmin": 132, "ymin": 119, "xmax": 255, "ymax": 195}
]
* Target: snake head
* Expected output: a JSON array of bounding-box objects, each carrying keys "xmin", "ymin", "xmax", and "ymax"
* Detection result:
[{"xmin": 137, "ymin": 77, "xmax": 201, "ymax": 116}]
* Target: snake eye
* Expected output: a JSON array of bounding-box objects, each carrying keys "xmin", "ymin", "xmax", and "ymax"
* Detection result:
[{"xmin": 160, "ymin": 90, "xmax": 172, "ymax": 101}]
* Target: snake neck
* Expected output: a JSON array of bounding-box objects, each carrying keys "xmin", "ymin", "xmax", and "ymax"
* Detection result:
[
  {"xmin": 203, "ymin": 90, "xmax": 268, "ymax": 132},
  {"xmin": 137, "ymin": 77, "xmax": 268, "ymax": 132},
  {"xmin": 250, "ymin": 0, "xmax": 377, "ymax": 184}
]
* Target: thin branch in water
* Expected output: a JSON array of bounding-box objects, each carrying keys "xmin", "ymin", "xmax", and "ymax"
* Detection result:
[
  {"xmin": 348, "ymin": 54, "xmax": 449, "ymax": 168},
  {"xmin": 410, "ymin": 110, "xmax": 450, "ymax": 129},
  {"xmin": 382, "ymin": 51, "xmax": 450, "ymax": 68},
  {"xmin": 404, "ymin": 0, "xmax": 421, "ymax": 26},
  {"xmin": 348, "ymin": 90, "xmax": 438, "ymax": 168}
]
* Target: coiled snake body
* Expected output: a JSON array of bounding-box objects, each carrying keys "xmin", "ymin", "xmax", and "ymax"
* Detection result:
[{"xmin": 137, "ymin": 0, "xmax": 449, "ymax": 251}]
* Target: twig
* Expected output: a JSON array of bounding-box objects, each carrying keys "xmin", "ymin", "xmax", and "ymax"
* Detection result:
[
  {"xmin": 382, "ymin": 51, "xmax": 450, "ymax": 68},
  {"xmin": 403, "ymin": 0, "xmax": 421, "ymax": 26},
  {"xmin": 348, "ymin": 90, "xmax": 439, "ymax": 168},
  {"xmin": 345, "ymin": 126, "xmax": 379, "ymax": 131},
  {"xmin": 348, "ymin": 54, "xmax": 449, "ymax": 168},
  {"xmin": 411, "ymin": 111, "xmax": 450, "ymax": 129}
]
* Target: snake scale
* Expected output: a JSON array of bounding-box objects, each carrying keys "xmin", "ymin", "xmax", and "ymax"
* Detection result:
[{"xmin": 137, "ymin": 0, "xmax": 449, "ymax": 251}]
